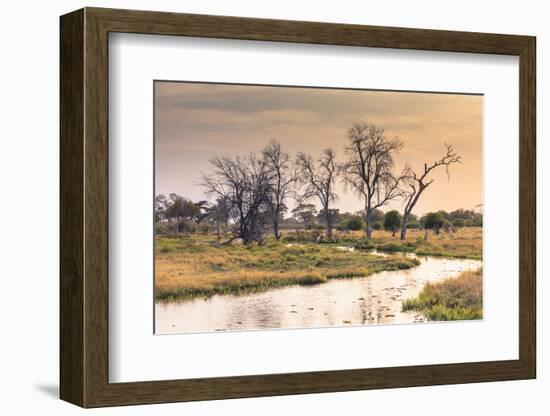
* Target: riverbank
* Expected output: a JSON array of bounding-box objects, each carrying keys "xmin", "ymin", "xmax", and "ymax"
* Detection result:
[
  {"xmin": 402, "ymin": 268, "xmax": 483, "ymax": 320},
  {"xmin": 340, "ymin": 228, "xmax": 482, "ymax": 260},
  {"xmin": 156, "ymin": 254, "xmax": 482, "ymax": 333},
  {"xmin": 155, "ymin": 237, "xmax": 419, "ymax": 301}
]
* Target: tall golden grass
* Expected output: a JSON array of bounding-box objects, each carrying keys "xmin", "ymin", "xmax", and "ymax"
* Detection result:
[
  {"xmin": 402, "ymin": 268, "xmax": 483, "ymax": 320},
  {"xmin": 155, "ymin": 237, "xmax": 420, "ymax": 301},
  {"xmin": 341, "ymin": 227, "xmax": 482, "ymax": 259},
  {"xmin": 155, "ymin": 228, "xmax": 482, "ymax": 301}
]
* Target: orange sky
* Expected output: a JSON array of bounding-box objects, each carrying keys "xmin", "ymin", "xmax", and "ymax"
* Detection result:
[{"xmin": 155, "ymin": 81, "xmax": 482, "ymax": 216}]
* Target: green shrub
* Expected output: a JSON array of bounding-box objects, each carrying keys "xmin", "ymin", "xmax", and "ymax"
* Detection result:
[
  {"xmin": 372, "ymin": 221, "xmax": 383, "ymax": 230},
  {"xmin": 353, "ymin": 239, "xmax": 376, "ymax": 250},
  {"xmin": 422, "ymin": 212, "xmax": 445, "ymax": 234},
  {"xmin": 383, "ymin": 210, "xmax": 402, "ymax": 232},
  {"xmin": 347, "ymin": 217, "xmax": 364, "ymax": 231},
  {"xmin": 407, "ymin": 220, "xmax": 420, "ymax": 229},
  {"xmin": 452, "ymin": 218, "xmax": 465, "ymax": 228}
]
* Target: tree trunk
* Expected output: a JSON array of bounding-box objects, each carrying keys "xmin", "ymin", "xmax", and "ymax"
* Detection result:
[
  {"xmin": 400, "ymin": 223, "xmax": 407, "ymax": 240},
  {"xmin": 365, "ymin": 208, "xmax": 373, "ymax": 239},
  {"xmin": 325, "ymin": 207, "xmax": 333, "ymax": 239},
  {"xmin": 174, "ymin": 218, "xmax": 179, "ymax": 237},
  {"xmin": 392, "ymin": 225, "xmax": 396, "ymax": 237},
  {"xmin": 400, "ymin": 213, "xmax": 410, "ymax": 240},
  {"xmin": 424, "ymin": 229, "xmax": 428, "ymax": 241},
  {"xmin": 273, "ymin": 218, "xmax": 280, "ymax": 240}
]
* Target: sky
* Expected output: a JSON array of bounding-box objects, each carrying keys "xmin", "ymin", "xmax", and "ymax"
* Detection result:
[{"xmin": 155, "ymin": 81, "xmax": 483, "ymax": 217}]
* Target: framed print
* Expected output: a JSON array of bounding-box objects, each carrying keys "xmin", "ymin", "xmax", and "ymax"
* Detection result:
[{"xmin": 60, "ymin": 7, "xmax": 536, "ymax": 408}]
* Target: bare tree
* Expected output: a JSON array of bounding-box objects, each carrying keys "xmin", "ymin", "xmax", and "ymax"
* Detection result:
[
  {"xmin": 261, "ymin": 140, "xmax": 296, "ymax": 240},
  {"xmin": 340, "ymin": 122, "xmax": 406, "ymax": 239},
  {"xmin": 201, "ymin": 153, "xmax": 272, "ymax": 245},
  {"xmin": 296, "ymin": 148, "xmax": 338, "ymax": 239},
  {"xmin": 400, "ymin": 143, "xmax": 461, "ymax": 240}
]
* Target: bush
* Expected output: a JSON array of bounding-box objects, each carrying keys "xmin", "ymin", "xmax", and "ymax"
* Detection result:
[
  {"xmin": 371, "ymin": 209, "xmax": 385, "ymax": 223},
  {"xmin": 198, "ymin": 223, "xmax": 211, "ymax": 234},
  {"xmin": 383, "ymin": 210, "xmax": 402, "ymax": 234},
  {"xmin": 337, "ymin": 216, "xmax": 364, "ymax": 231},
  {"xmin": 423, "ymin": 212, "xmax": 444, "ymax": 233},
  {"xmin": 452, "ymin": 218, "xmax": 465, "ymax": 228},
  {"xmin": 407, "ymin": 220, "xmax": 420, "ymax": 229},
  {"xmin": 155, "ymin": 222, "xmax": 171, "ymax": 236},
  {"xmin": 347, "ymin": 216, "xmax": 364, "ymax": 231},
  {"xmin": 182, "ymin": 221, "xmax": 196, "ymax": 234},
  {"xmin": 372, "ymin": 221, "xmax": 383, "ymax": 230},
  {"xmin": 283, "ymin": 234, "xmax": 298, "ymax": 243},
  {"xmin": 353, "ymin": 239, "xmax": 376, "ymax": 250}
]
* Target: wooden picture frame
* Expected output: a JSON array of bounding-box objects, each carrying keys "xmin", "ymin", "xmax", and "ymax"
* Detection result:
[{"xmin": 60, "ymin": 7, "xmax": 536, "ymax": 408}]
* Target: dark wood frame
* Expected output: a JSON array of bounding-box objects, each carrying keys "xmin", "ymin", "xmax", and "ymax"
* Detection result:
[{"xmin": 60, "ymin": 7, "xmax": 536, "ymax": 408}]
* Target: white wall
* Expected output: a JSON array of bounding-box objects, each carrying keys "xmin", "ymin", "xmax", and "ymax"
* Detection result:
[{"xmin": 0, "ymin": 0, "xmax": 545, "ymax": 414}]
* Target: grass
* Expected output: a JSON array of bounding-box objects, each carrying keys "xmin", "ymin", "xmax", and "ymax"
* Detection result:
[
  {"xmin": 155, "ymin": 237, "xmax": 420, "ymax": 301},
  {"xmin": 320, "ymin": 228, "xmax": 482, "ymax": 260},
  {"xmin": 402, "ymin": 268, "xmax": 483, "ymax": 321}
]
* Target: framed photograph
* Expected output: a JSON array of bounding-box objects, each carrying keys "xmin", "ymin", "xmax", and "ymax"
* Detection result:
[{"xmin": 60, "ymin": 7, "xmax": 536, "ymax": 408}]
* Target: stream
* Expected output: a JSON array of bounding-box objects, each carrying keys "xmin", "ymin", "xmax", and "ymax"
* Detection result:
[{"xmin": 155, "ymin": 251, "xmax": 481, "ymax": 334}]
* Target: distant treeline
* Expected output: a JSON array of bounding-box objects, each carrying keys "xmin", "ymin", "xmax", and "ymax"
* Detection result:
[
  {"xmin": 155, "ymin": 197, "xmax": 481, "ymax": 238},
  {"xmin": 155, "ymin": 121, "xmax": 474, "ymax": 244}
]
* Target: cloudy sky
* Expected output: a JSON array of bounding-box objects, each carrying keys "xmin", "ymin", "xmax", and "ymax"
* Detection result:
[{"xmin": 155, "ymin": 81, "xmax": 482, "ymax": 216}]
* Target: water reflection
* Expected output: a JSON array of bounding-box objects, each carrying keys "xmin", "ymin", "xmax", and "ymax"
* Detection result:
[{"xmin": 155, "ymin": 253, "xmax": 481, "ymax": 334}]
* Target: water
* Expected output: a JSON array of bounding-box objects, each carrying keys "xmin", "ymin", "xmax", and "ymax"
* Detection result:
[{"xmin": 155, "ymin": 252, "xmax": 482, "ymax": 334}]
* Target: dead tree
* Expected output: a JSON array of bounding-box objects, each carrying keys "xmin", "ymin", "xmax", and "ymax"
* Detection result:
[
  {"xmin": 261, "ymin": 140, "xmax": 296, "ymax": 240},
  {"xmin": 296, "ymin": 148, "xmax": 338, "ymax": 239},
  {"xmin": 340, "ymin": 122, "xmax": 406, "ymax": 239},
  {"xmin": 400, "ymin": 143, "xmax": 461, "ymax": 240},
  {"xmin": 201, "ymin": 154, "xmax": 272, "ymax": 245}
]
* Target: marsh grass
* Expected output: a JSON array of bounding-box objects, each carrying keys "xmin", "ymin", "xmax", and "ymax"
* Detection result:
[
  {"xmin": 155, "ymin": 237, "xmax": 420, "ymax": 301},
  {"xmin": 155, "ymin": 228, "xmax": 481, "ymax": 302},
  {"xmin": 344, "ymin": 228, "xmax": 482, "ymax": 259},
  {"xmin": 402, "ymin": 268, "xmax": 483, "ymax": 321}
]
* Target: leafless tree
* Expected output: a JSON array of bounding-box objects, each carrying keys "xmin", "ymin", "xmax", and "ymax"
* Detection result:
[
  {"xmin": 200, "ymin": 153, "xmax": 272, "ymax": 245},
  {"xmin": 400, "ymin": 143, "xmax": 461, "ymax": 240},
  {"xmin": 340, "ymin": 122, "xmax": 406, "ymax": 239},
  {"xmin": 261, "ymin": 140, "xmax": 296, "ymax": 240},
  {"xmin": 296, "ymin": 148, "xmax": 338, "ymax": 239}
]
